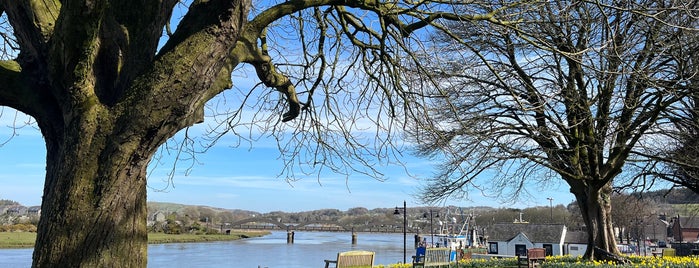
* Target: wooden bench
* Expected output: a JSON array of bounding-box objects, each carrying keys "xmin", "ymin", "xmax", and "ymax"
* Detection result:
[
  {"xmin": 527, "ymin": 248, "xmax": 546, "ymax": 267},
  {"xmin": 413, "ymin": 247, "xmax": 452, "ymax": 267},
  {"xmin": 662, "ymin": 248, "xmax": 676, "ymax": 257},
  {"xmin": 324, "ymin": 250, "xmax": 374, "ymax": 268},
  {"xmin": 459, "ymin": 247, "xmax": 487, "ymax": 260}
]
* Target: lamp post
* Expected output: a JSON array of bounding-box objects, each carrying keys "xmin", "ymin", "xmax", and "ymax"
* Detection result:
[
  {"xmin": 547, "ymin": 197, "xmax": 553, "ymax": 222},
  {"xmin": 640, "ymin": 219, "xmax": 646, "ymax": 256},
  {"xmin": 393, "ymin": 201, "xmax": 407, "ymax": 264},
  {"xmin": 423, "ymin": 209, "xmax": 439, "ymax": 247}
]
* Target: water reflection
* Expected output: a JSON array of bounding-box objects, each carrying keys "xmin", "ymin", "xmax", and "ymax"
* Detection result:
[
  {"xmin": 0, "ymin": 231, "xmax": 406, "ymax": 268},
  {"xmin": 0, "ymin": 248, "xmax": 32, "ymax": 268}
]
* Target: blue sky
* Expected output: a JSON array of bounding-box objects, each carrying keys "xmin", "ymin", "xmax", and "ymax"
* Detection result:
[
  {"xmin": 0, "ymin": 2, "xmax": 578, "ymax": 213},
  {"xmin": 0, "ymin": 105, "xmax": 576, "ymax": 213}
]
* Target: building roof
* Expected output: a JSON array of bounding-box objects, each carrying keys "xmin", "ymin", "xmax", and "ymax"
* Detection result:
[
  {"xmin": 677, "ymin": 216, "xmax": 699, "ymax": 228},
  {"xmin": 488, "ymin": 223, "xmax": 566, "ymax": 243},
  {"xmin": 564, "ymin": 231, "xmax": 588, "ymax": 244}
]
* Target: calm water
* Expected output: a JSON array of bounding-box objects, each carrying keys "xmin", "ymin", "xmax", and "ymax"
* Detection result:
[{"xmin": 0, "ymin": 231, "xmax": 408, "ymax": 267}]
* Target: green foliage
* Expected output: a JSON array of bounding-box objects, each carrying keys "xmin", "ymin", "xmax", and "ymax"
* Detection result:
[
  {"xmin": 164, "ymin": 217, "xmax": 182, "ymax": 234},
  {"xmin": 0, "ymin": 224, "xmax": 37, "ymax": 232}
]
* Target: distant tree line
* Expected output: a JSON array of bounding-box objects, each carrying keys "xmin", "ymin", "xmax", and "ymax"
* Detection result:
[
  {"xmin": 633, "ymin": 188, "xmax": 699, "ymax": 204},
  {"xmin": 144, "ymin": 188, "xmax": 697, "ymax": 234},
  {"xmin": 0, "ymin": 200, "xmax": 19, "ymax": 206},
  {"xmin": 1, "ymin": 188, "xmax": 694, "ymax": 236}
]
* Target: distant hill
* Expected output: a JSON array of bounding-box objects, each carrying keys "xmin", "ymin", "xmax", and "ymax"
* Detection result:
[
  {"xmin": 0, "ymin": 200, "xmax": 19, "ymax": 206},
  {"xmin": 634, "ymin": 188, "xmax": 699, "ymax": 204},
  {"xmin": 147, "ymin": 202, "xmax": 258, "ymax": 217}
]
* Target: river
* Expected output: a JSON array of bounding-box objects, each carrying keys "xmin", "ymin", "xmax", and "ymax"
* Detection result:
[{"xmin": 0, "ymin": 231, "xmax": 409, "ymax": 267}]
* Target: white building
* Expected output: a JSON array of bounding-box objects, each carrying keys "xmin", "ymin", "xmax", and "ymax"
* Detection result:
[
  {"xmin": 563, "ymin": 231, "xmax": 588, "ymax": 257},
  {"xmin": 486, "ymin": 223, "xmax": 567, "ymax": 257}
]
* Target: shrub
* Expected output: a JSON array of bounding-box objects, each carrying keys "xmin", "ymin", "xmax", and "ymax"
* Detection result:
[{"xmin": 0, "ymin": 223, "xmax": 37, "ymax": 232}]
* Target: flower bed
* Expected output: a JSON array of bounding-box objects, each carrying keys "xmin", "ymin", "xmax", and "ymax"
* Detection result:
[
  {"xmin": 377, "ymin": 255, "xmax": 699, "ymax": 268},
  {"xmin": 538, "ymin": 255, "xmax": 699, "ymax": 268}
]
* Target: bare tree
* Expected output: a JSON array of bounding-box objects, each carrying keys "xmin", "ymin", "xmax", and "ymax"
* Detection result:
[
  {"xmin": 407, "ymin": 0, "xmax": 698, "ymax": 260},
  {"xmin": 609, "ymin": 193, "xmax": 656, "ymax": 244},
  {"xmin": 0, "ymin": 0, "xmax": 524, "ymax": 266},
  {"xmin": 652, "ymin": 91, "xmax": 699, "ymax": 192}
]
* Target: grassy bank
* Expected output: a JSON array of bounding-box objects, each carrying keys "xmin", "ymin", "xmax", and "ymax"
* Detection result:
[
  {"xmin": 147, "ymin": 231, "xmax": 269, "ymax": 244},
  {"xmin": 0, "ymin": 232, "xmax": 35, "ymax": 248},
  {"xmin": 0, "ymin": 231, "xmax": 269, "ymax": 249}
]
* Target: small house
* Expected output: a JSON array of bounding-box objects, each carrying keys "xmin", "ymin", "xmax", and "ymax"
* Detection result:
[
  {"xmin": 27, "ymin": 206, "xmax": 41, "ymax": 216},
  {"xmin": 486, "ymin": 223, "xmax": 567, "ymax": 257},
  {"xmin": 670, "ymin": 215, "xmax": 699, "ymax": 243},
  {"xmin": 6, "ymin": 205, "xmax": 27, "ymax": 215},
  {"xmin": 563, "ymin": 231, "xmax": 588, "ymax": 257},
  {"xmin": 152, "ymin": 211, "xmax": 166, "ymax": 222}
]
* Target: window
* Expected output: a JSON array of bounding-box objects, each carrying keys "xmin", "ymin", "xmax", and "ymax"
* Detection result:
[
  {"xmin": 543, "ymin": 244, "xmax": 553, "ymax": 256},
  {"xmin": 488, "ymin": 242, "xmax": 498, "ymax": 254},
  {"xmin": 515, "ymin": 244, "xmax": 527, "ymax": 256}
]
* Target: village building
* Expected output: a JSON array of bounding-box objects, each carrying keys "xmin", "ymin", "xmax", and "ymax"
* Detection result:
[
  {"xmin": 670, "ymin": 215, "xmax": 699, "ymax": 243},
  {"xmin": 563, "ymin": 231, "xmax": 588, "ymax": 256},
  {"xmin": 27, "ymin": 206, "xmax": 41, "ymax": 217},
  {"xmin": 5, "ymin": 205, "xmax": 27, "ymax": 216},
  {"xmin": 147, "ymin": 211, "xmax": 168, "ymax": 228},
  {"xmin": 486, "ymin": 223, "xmax": 566, "ymax": 257},
  {"xmin": 641, "ymin": 215, "xmax": 671, "ymax": 244}
]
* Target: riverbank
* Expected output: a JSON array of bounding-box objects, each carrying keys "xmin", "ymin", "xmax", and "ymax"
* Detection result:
[
  {"xmin": 148, "ymin": 231, "xmax": 269, "ymax": 244},
  {"xmin": 1, "ymin": 231, "xmax": 406, "ymax": 267},
  {"xmin": 0, "ymin": 231, "xmax": 269, "ymax": 249}
]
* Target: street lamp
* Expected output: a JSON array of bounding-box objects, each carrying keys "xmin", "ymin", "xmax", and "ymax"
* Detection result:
[
  {"xmin": 640, "ymin": 220, "xmax": 646, "ymax": 256},
  {"xmin": 631, "ymin": 218, "xmax": 645, "ymax": 256},
  {"xmin": 423, "ymin": 209, "xmax": 439, "ymax": 247},
  {"xmin": 547, "ymin": 197, "xmax": 553, "ymax": 222},
  {"xmin": 393, "ymin": 201, "xmax": 407, "ymax": 264}
]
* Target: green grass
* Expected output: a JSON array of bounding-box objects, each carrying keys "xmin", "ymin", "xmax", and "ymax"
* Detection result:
[
  {"xmin": 0, "ymin": 231, "xmax": 269, "ymax": 248},
  {"xmin": 0, "ymin": 232, "xmax": 35, "ymax": 248},
  {"xmin": 147, "ymin": 231, "xmax": 268, "ymax": 244}
]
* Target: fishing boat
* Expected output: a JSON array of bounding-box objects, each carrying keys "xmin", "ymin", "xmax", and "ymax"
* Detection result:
[
  {"xmin": 432, "ymin": 217, "xmax": 475, "ymax": 250},
  {"xmin": 423, "ymin": 210, "xmax": 480, "ymax": 250}
]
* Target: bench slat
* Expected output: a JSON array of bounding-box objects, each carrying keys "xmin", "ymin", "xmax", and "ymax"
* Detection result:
[
  {"xmin": 325, "ymin": 250, "xmax": 374, "ymax": 268},
  {"xmin": 414, "ymin": 248, "xmax": 452, "ymax": 267}
]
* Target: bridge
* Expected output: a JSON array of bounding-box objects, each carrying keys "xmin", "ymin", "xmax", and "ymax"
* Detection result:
[{"xmin": 221, "ymin": 216, "xmax": 420, "ymax": 244}]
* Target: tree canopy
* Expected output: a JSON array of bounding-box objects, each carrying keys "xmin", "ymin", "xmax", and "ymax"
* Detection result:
[
  {"xmin": 0, "ymin": 0, "xmax": 523, "ymax": 266},
  {"xmin": 1, "ymin": 0, "xmax": 694, "ymax": 265},
  {"xmin": 405, "ymin": 0, "xmax": 698, "ymax": 260},
  {"xmin": 653, "ymin": 91, "xmax": 699, "ymax": 193}
]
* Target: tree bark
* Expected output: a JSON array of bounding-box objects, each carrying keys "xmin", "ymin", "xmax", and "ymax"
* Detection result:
[
  {"xmin": 570, "ymin": 181, "xmax": 628, "ymax": 263},
  {"xmin": 4, "ymin": 0, "xmax": 252, "ymax": 266},
  {"xmin": 33, "ymin": 125, "xmax": 150, "ymax": 267}
]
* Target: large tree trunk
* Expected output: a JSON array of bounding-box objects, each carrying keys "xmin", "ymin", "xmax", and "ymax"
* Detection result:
[
  {"xmin": 16, "ymin": 0, "xmax": 252, "ymax": 266},
  {"xmin": 570, "ymin": 182, "xmax": 628, "ymax": 263},
  {"xmin": 32, "ymin": 118, "xmax": 158, "ymax": 267}
]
